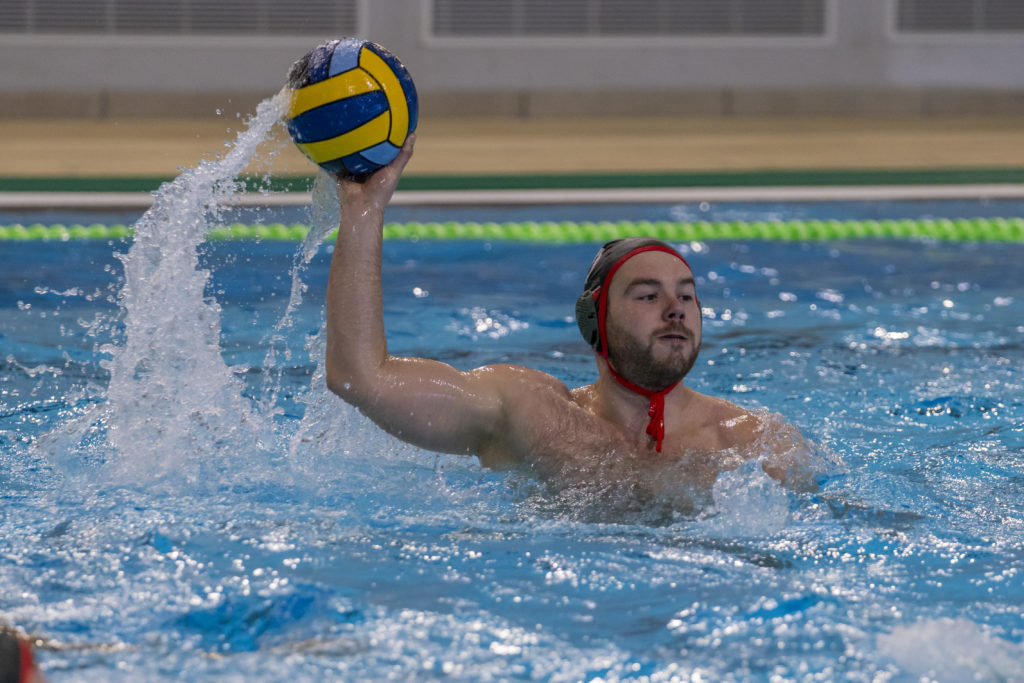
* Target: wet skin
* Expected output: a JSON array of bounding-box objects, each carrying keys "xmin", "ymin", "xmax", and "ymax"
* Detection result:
[{"xmin": 325, "ymin": 137, "xmax": 818, "ymax": 502}]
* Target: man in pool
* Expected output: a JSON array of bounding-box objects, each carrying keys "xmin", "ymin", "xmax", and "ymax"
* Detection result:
[
  {"xmin": 325, "ymin": 136, "xmax": 815, "ymax": 496},
  {"xmin": 0, "ymin": 628, "xmax": 45, "ymax": 683}
]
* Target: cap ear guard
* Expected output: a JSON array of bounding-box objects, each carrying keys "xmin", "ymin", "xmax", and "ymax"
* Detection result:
[{"xmin": 575, "ymin": 288, "xmax": 601, "ymax": 352}]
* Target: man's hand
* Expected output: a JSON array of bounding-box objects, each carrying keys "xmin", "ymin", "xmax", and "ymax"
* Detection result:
[{"xmin": 334, "ymin": 134, "xmax": 416, "ymax": 214}]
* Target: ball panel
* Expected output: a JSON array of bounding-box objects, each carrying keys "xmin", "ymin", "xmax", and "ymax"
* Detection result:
[
  {"xmin": 315, "ymin": 157, "xmax": 348, "ymax": 175},
  {"xmin": 287, "ymin": 68, "xmax": 380, "ymax": 121},
  {"xmin": 364, "ymin": 45, "xmax": 418, "ymax": 135},
  {"xmin": 294, "ymin": 111, "xmax": 391, "ymax": 166},
  {"xmin": 287, "ymin": 90, "xmax": 388, "ymax": 144},
  {"xmin": 285, "ymin": 53, "xmax": 312, "ymax": 90},
  {"xmin": 339, "ymin": 152, "xmax": 382, "ymax": 175},
  {"xmin": 370, "ymin": 44, "xmax": 418, "ymax": 139},
  {"xmin": 327, "ymin": 38, "xmax": 363, "ymax": 77},
  {"xmin": 286, "ymin": 38, "xmax": 418, "ymax": 176},
  {"xmin": 360, "ymin": 140, "xmax": 401, "ymax": 166},
  {"xmin": 305, "ymin": 41, "xmax": 339, "ymax": 85},
  {"xmin": 357, "ymin": 47, "xmax": 410, "ymax": 146},
  {"xmin": 378, "ymin": 54, "xmax": 419, "ymax": 138}
]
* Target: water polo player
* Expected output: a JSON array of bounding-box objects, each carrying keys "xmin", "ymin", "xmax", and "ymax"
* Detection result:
[
  {"xmin": 324, "ymin": 136, "xmax": 816, "ymax": 494},
  {"xmin": 0, "ymin": 628, "xmax": 44, "ymax": 683}
]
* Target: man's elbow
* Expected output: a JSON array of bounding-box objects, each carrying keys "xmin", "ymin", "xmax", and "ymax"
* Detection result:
[
  {"xmin": 325, "ymin": 361, "xmax": 374, "ymax": 406},
  {"xmin": 765, "ymin": 461, "xmax": 821, "ymax": 493},
  {"xmin": 324, "ymin": 368, "xmax": 349, "ymax": 400},
  {"xmin": 762, "ymin": 450, "xmax": 823, "ymax": 493}
]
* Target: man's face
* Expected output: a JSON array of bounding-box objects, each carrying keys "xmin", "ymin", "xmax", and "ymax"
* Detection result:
[{"xmin": 603, "ymin": 251, "xmax": 702, "ymax": 391}]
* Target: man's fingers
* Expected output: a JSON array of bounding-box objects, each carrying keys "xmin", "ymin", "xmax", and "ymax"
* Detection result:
[{"xmin": 335, "ymin": 134, "xmax": 417, "ymax": 204}]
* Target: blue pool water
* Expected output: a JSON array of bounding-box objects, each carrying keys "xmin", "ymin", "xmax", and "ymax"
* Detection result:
[{"xmin": 2, "ymin": 101, "xmax": 1024, "ymax": 680}]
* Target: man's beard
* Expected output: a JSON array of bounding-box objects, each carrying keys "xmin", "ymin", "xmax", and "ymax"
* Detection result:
[{"xmin": 605, "ymin": 317, "xmax": 700, "ymax": 392}]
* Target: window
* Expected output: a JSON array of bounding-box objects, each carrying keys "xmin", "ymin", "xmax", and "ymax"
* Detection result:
[
  {"xmin": 431, "ymin": 0, "xmax": 828, "ymax": 37},
  {"xmin": 0, "ymin": 0, "xmax": 359, "ymax": 35},
  {"xmin": 896, "ymin": 0, "xmax": 1024, "ymax": 33}
]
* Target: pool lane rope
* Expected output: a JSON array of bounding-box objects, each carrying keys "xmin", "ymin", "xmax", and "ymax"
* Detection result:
[{"xmin": 1, "ymin": 217, "xmax": 1023, "ymax": 242}]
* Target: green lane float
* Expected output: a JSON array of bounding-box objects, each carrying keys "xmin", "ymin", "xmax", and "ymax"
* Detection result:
[{"xmin": 1, "ymin": 218, "xmax": 1022, "ymax": 243}]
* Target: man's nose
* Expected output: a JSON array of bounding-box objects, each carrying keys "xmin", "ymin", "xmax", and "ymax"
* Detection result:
[{"xmin": 665, "ymin": 298, "xmax": 685, "ymax": 319}]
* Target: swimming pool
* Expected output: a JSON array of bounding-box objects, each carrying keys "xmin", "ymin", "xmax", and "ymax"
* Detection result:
[{"xmin": 2, "ymin": 104, "xmax": 1023, "ymax": 681}]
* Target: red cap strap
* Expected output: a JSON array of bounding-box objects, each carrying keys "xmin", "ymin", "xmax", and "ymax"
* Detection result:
[
  {"xmin": 595, "ymin": 243, "xmax": 688, "ymax": 453},
  {"xmin": 606, "ymin": 362, "xmax": 678, "ymax": 452},
  {"xmin": 646, "ymin": 390, "xmax": 668, "ymax": 450},
  {"xmin": 19, "ymin": 637, "xmax": 36, "ymax": 681}
]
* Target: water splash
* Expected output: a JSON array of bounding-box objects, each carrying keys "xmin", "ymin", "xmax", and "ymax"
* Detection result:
[
  {"xmin": 94, "ymin": 91, "xmax": 290, "ymax": 488},
  {"xmin": 262, "ymin": 170, "xmax": 339, "ymax": 375},
  {"xmin": 701, "ymin": 459, "xmax": 792, "ymax": 537},
  {"xmin": 877, "ymin": 618, "xmax": 1024, "ymax": 680},
  {"xmin": 25, "ymin": 85, "xmax": 425, "ymax": 504}
]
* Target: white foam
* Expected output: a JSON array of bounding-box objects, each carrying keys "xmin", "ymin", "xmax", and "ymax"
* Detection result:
[
  {"xmin": 67, "ymin": 91, "xmax": 290, "ymax": 488},
  {"xmin": 877, "ymin": 617, "xmax": 1024, "ymax": 681},
  {"xmin": 700, "ymin": 459, "xmax": 793, "ymax": 538}
]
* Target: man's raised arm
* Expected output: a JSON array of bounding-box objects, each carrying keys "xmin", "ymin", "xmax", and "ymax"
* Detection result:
[{"xmin": 324, "ymin": 137, "xmax": 508, "ymax": 456}]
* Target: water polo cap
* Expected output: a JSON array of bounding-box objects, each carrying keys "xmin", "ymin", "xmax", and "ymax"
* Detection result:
[
  {"xmin": 0, "ymin": 631, "xmax": 36, "ymax": 683},
  {"xmin": 574, "ymin": 238, "xmax": 694, "ymax": 452}
]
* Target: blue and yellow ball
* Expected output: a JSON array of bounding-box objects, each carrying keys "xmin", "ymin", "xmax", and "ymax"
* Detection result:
[{"xmin": 285, "ymin": 38, "xmax": 418, "ymax": 177}]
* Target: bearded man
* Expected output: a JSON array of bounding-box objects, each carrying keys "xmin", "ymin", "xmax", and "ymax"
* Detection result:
[{"xmin": 324, "ymin": 136, "xmax": 816, "ymax": 498}]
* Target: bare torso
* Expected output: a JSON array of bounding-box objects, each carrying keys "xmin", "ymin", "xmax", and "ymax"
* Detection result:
[
  {"xmin": 325, "ymin": 140, "xmax": 815, "ymax": 507},
  {"xmin": 474, "ymin": 364, "xmax": 776, "ymax": 494}
]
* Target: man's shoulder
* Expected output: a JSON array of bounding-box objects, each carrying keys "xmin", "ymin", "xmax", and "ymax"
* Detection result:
[
  {"xmin": 687, "ymin": 390, "xmax": 765, "ymax": 447},
  {"xmin": 471, "ymin": 363, "xmax": 572, "ymax": 397},
  {"xmin": 690, "ymin": 390, "xmax": 755, "ymax": 421},
  {"xmin": 689, "ymin": 391, "xmax": 809, "ymax": 457}
]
